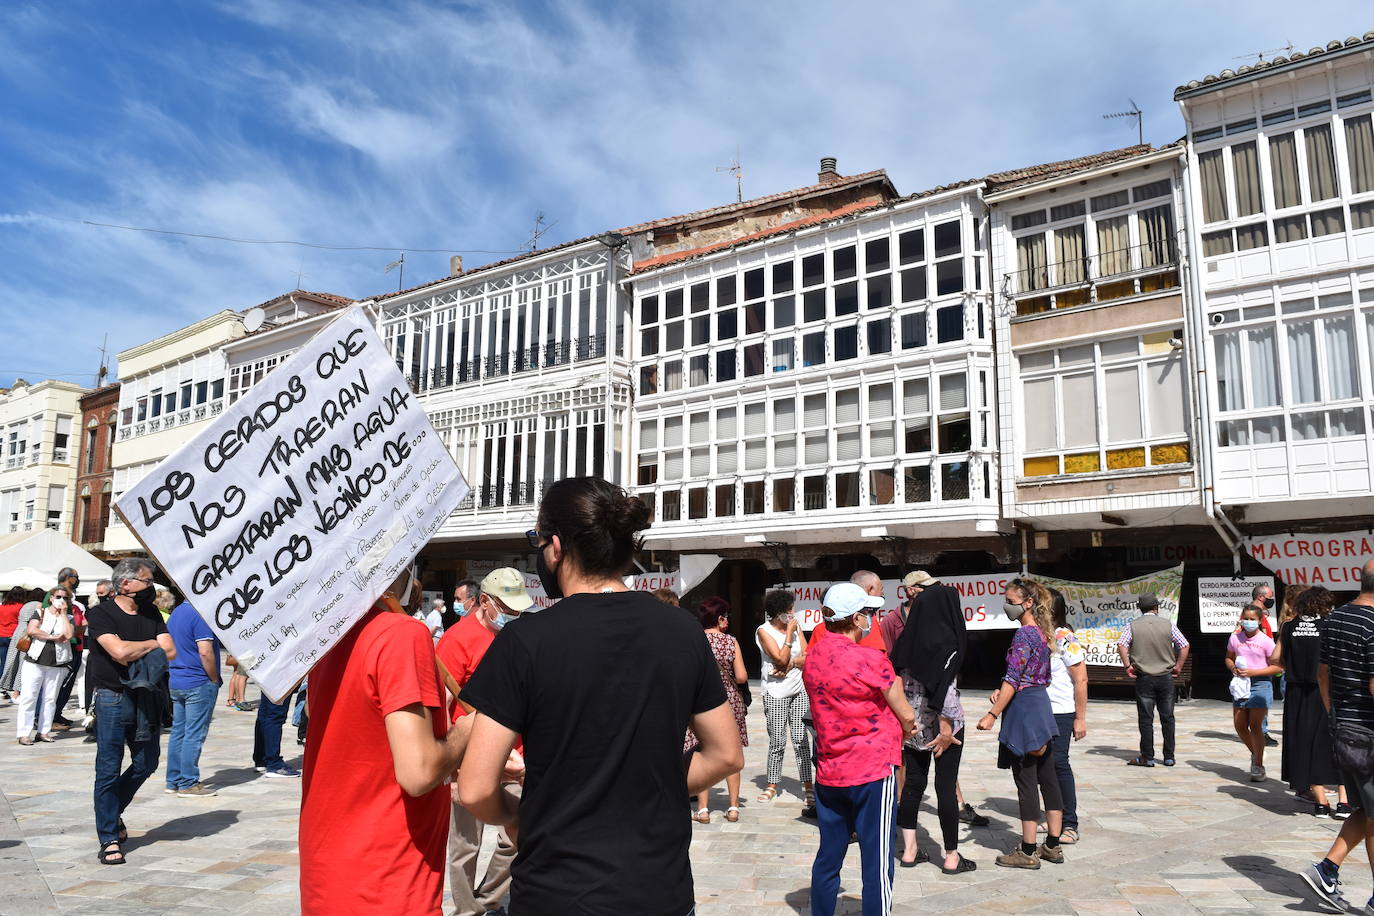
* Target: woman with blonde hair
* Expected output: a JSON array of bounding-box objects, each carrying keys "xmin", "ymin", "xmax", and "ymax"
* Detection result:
[
  {"xmin": 977, "ymin": 577, "xmax": 1064, "ymax": 869},
  {"xmin": 16, "ymin": 587, "xmax": 74, "ymax": 744}
]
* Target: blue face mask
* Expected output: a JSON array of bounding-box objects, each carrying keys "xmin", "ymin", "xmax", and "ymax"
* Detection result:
[
  {"xmin": 490, "ymin": 610, "xmax": 518, "ymax": 631},
  {"xmin": 1240, "ymin": 618, "xmax": 1260, "ymax": 634}
]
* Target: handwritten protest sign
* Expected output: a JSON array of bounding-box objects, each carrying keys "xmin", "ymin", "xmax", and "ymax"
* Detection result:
[
  {"xmin": 114, "ymin": 307, "xmax": 469, "ymax": 702},
  {"xmin": 1198, "ymin": 576, "xmax": 1274, "ymax": 633},
  {"xmin": 1038, "ymin": 566, "xmax": 1185, "ymax": 666}
]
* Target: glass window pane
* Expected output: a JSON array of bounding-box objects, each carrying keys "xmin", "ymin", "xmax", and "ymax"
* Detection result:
[
  {"xmin": 1306, "ymin": 123, "xmax": 1340, "ymax": 200},
  {"xmin": 1061, "ymin": 373, "xmax": 1097, "ymax": 447},
  {"xmin": 935, "ymin": 259, "xmax": 963, "ymax": 296},
  {"xmin": 802, "ymin": 254, "xmax": 824, "ymax": 287},
  {"xmin": 772, "ymin": 261, "xmax": 794, "ymax": 294},
  {"xmin": 938, "ymin": 373, "xmax": 967, "ymax": 410},
  {"xmin": 743, "ymin": 343, "xmax": 765, "ymax": 377},
  {"xmin": 771, "ymin": 338, "xmax": 793, "ymax": 373},
  {"xmin": 933, "ymin": 221, "xmax": 960, "ymax": 258},
  {"xmin": 832, "ymin": 246, "xmax": 857, "ymax": 280},
  {"xmin": 935, "ymin": 304, "xmax": 963, "ymax": 342},
  {"xmin": 1286, "ymin": 321, "xmax": 1320, "ymax": 404},
  {"xmin": 866, "ymin": 274, "xmax": 892, "ymax": 310},
  {"xmin": 716, "ymin": 275, "xmax": 737, "ymax": 307},
  {"xmin": 901, "ymin": 313, "xmax": 927, "ymax": 349},
  {"xmin": 665, "ymin": 289, "xmax": 683, "ymax": 319},
  {"xmin": 903, "ymin": 379, "xmax": 929, "ymax": 415},
  {"xmin": 834, "ymin": 326, "xmax": 858, "ymax": 360},
  {"xmin": 1148, "ymin": 358, "xmax": 1188, "ymax": 438},
  {"xmin": 867, "ymin": 318, "xmax": 892, "ymax": 355},
  {"xmin": 743, "ymin": 269, "xmax": 764, "ymax": 301},
  {"xmin": 640, "ymin": 295, "xmax": 659, "ymax": 324},
  {"xmin": 773, "ymin": 398, "xmax": 795, "ymax": 432},
  {"xmin": 1104, "ymin": 366, "xmax": 1143, "ymax": 442},
  {"xmin": 773, "ymin": 296, "xmax": 795, "ymax": 329},
  {"xmin": 804, "ymin": 289, "xmax": 826, "ymax": 322},
  {"xmin": 834, "ymin": 282, "xmax": 859, "ymax": 315},
  {"xmin": 1231, "ymin": 142, "xmax": 1264, "ymax": 217},
  {"xmin": 865, "ymin": 238, "xmax": 890, "ymax": 272},
  {"xmin": 898, "ymin": 229, "xmax": 924, "ymax": 264},
  {"xmin": 1214, "ymin": 332, "xmax": 1243, "ymax": 411},
  {"xmin": 1324, "ymin": 316, "xmax": 1358, "ymax": 400},
  {"xmin": 802, "ymin": 332, "xmax": 825, "ymax": 367},
  {"xmin": 1022, "ymin": 378, "xmax": 1057, "ymax": 451},
  {"xmin": 715, "ymin": 350, "xmax": 736, "ymax": 382},
  {"xmin": 901, "ymin": 267, "xmax": 927, "ymax": 302}
]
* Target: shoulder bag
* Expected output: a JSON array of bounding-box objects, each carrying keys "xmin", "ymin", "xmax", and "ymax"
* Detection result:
[{"xmin": 1333, "ymin": 721, "xmax": 1374, "ymax": 777}]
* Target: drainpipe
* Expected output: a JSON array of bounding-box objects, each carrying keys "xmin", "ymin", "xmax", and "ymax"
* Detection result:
[{"xmin": 1176, "ymin": 143, "xmax": 1242, "ymax": 576}]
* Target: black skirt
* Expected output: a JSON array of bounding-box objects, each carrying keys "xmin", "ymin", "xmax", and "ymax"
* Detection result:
[{"xmin": 1282, "ymin": 682, "xmax": 1339, "ymax": 790}]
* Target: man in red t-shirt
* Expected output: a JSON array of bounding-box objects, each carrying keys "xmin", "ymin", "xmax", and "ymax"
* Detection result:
[
  {"xmin": 435, "ymin": 567, "xmax": 531, "ymax": 916},
  {"xmin": 299, "ymin": 566, "xmax": 470, "ymax": 916},
  {"xmin": 807, "ymin": 570, "xmax": 889, "ymax": 653}
]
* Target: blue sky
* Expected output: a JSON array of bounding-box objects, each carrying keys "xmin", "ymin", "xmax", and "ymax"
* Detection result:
[{"xmin": 2, "ymin": 0, "xmax": 1369, "ymax": 389}]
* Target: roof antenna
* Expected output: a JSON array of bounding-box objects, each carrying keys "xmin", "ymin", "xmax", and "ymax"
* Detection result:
[
  {"xmin": 1233, "ymin": 41, "xmax": 1295, "ymax": 64},
  {"xmin": 716, "ymin": 145, "xmax": 743, "ymax": 203},
  {"xmin": 1103, "ymin": 98, "xmax": 1144, "ymax": 146},
  {"xmin": 526, "ymin": 212, "xmax": 556, "ymax": 252},
  {"xmin": 385, "ymin": 253, "xmax": 404, "ymax": 291},
  {"xmin": 96, "ymin": 333, "xmax": 109, "ymax": 386}
]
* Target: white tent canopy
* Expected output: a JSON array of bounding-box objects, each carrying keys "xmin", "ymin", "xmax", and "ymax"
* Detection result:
[{"xmin": 0, "ymin": 530, "xmax": 113, "ymax": 595}]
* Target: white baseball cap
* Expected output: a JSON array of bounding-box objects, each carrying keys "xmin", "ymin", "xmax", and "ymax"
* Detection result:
[
  {"xmin": 480, "ymin": 567, "xmax": 534, "ymax": 612},
  {"xmin": 821, "ymin": 582, "xmax": 884, "ymax": 620}
]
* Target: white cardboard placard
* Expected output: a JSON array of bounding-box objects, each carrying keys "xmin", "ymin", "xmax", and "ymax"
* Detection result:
[
  {"xmin": 1198, "ymin": 576, "xmax": 1275, "ymax": 633},
  {"xmin": 114, "ymin": 307, "xmax": 469, "ymax": 702}
]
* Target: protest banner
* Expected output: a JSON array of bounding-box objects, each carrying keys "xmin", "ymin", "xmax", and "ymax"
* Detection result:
[
  {"xmin": 114, "ymin": 307, "xmax": 469, "ymax": 702},
  {"xmin": 513, "ymin": 569, "xmax": 679, "ymax": 611},
  {"xmin": 787, "ymin": 574, "xmax": 1019, "ymax": 631},
  {"xmin": 1247, "ymin": 531, "xmax": 1374, "ymax": 589},
  {"xmin": 1197, "ymin": 576, "xmax": 1274, "ymax": 633},
  {"xmin": 1038, "ymin": 566, "xmax": 1185, "ymax": 666}
]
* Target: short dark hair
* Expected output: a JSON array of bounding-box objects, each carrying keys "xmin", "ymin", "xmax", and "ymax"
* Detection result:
[
  {"xmin": 1251, "ymin": 582, "xmax": 1272, "ymax": 599},
  {"xmin": 1048, "ymin": 587, "xmax": 1070, "ymax": 631},
  {"xmin": 763, "ymin": 589, "xmax": 794, "ymax": 620},
  {"xmin": 57, "ymin": 567, "xmax": 79, "ymax": 583},
  {"xmin": 2, "ymin": 586, "xmax": 26, "ymax": 605},
  {"xmin": 537, "ymin": 477, "xmax": 651, "ymax": 578},
  {"xmin": 696, "ymin": 596, "xmax": 730, "ymax": 629},
  {"xmin": 1363, "ymin": 565, "xmax": 1374, "ymax": 596},
  {"xmin": 455, "ymin": 579, "xmax": 480, "ymax": 599}
]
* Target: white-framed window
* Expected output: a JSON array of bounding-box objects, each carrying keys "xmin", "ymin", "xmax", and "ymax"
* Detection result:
[{"xmin": 1019, "ymin": 333, "xmax": 1191, "ymax": 477}]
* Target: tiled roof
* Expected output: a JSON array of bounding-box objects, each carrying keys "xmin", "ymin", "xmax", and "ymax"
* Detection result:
[
  {"xmin": 1174, "ymin": 32, "xmax": 1374, "ymax": 99},
  {"xmin": 629, "ymin": 177, "xmax": 982, "ymax": 277},
  {"xmin": 248, "ymin": 289, "xmax": 354, "ymax": 310},
  {"xmin": 984, "ymin": 144, "xmax": 1170, "ymax": 194},
  {"xmin": 374, "ymin": 168, "xmax": 897, "ymax": 302}
]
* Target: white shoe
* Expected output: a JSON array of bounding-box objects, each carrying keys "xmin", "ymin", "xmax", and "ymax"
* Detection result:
[{"xmin": 1249, "ymin": 764, "xmax": 1265, "ymax": 782}]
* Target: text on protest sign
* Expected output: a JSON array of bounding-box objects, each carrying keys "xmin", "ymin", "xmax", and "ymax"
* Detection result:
[
  {"xmin": 1197, "ymin": 577, "xmax": 1275, "ymax": 634},
  {"xmin": 1247, "ymin": 531, "xmax": 1374, "ymax": 589},
  {"xmin": 788, "ymin": 574, "xmax": 1021, "ymax": 631},
  {"xmin": 115, "ymin": 307, "xmax": 469, "ymax": 702}
]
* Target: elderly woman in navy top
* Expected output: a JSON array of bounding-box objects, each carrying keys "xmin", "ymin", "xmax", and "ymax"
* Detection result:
[{"xmin": 977, "ymin": 577, "xmax": 1064, "ymax": 869}]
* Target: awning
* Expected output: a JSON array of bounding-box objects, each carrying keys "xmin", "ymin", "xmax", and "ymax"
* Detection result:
[{"xmin": 0, "ymin": 529, "xmax": 114, "ymax": 594}]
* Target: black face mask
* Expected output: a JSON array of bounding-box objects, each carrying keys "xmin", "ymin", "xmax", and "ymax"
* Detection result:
[
  {"xmin": 1263, "ymin": 597, "xmax": 1275, "ymax": 610},
  {"xmin": 133, "ymin": 586, "xmax": 157, "ymax": 612},
  {"xmin": 536, "ymin": 545, "xmax": 564, "ymax": 600}
]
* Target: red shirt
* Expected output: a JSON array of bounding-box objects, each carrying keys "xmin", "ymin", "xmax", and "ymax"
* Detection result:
[
  {"xmin": 434, "ymin": 611, "xmax": 496, "ymax": 723},
  {"xmin": 802, "ymin": 628, "xmax": 902, "ymax": 787},
  {"xmin": 807, "ymin": 619, "xmax": 887, "ymax": 652},
  {"xmin": 299, "ymin": 609, "xmax": 449, "ymax": 916},
  {"xmin": 0, "ymin": 603, "xmax": 21, "ymax": 639}
]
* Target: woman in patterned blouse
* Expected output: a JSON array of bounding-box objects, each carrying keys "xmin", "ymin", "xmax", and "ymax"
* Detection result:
[{"xmin": 976, "ymin": 578, "xmax": 1065, "ymax": 869}]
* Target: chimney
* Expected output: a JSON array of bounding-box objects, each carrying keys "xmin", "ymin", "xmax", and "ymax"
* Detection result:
[
  {"xmin": 818, "ymin": 157, "xmax": 840, "ymax": 183},
  {"xmin": 449, "ymin": 255, "xmax": 464, "ymax": 276}
]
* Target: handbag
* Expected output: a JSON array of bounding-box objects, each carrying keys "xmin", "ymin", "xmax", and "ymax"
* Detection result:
[
  {"xmin": 737, "ymin": 679, "xmax": 753, "ymax": 708},
  {"xmin": 15, "ymin": 634, "xmax": 31, "ymax": 653},
  {"xmin": 1333, "ymin": 721, "xmax": 1374, "ymax": 777}
]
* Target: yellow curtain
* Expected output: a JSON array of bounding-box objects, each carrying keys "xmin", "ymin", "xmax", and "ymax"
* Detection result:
[
  {"xmin": 1269, "ymin": 133, "xmax": 1301, "ymax": 208},
  {"xmin": 1016, "ymin": 235, "xmax": 1047, "ymax": 291},
  {"xmin": 1096, "ymin": 216, "xmax": 1130, "ymax": 277},
  {"xmin": 1231, "ymin": 142, "xmax": 1264, "ymax": 216},
  {"xmin": 1137, "ymin": 206, "xmax": 1175, "ymax": 268},
  {"xmin": 1306, "ymin": 124, "xmax": 1339, "ymax": 200},
  {"xmin": 1199, "ymin": 150, "xmax": 1229, "ymax": 223},
  {"xmin": 1054, "ymin": 226, "xmax": 1085, "ymax": 285}
]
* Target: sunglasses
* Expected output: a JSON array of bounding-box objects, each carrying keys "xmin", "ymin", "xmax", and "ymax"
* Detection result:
[{"xmin": 525, "ymin": 529, "xmax": 556, "ymax": 549}]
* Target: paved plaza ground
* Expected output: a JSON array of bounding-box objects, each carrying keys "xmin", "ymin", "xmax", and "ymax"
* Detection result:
[{"xmin": 0, "ymin": 686, "xmax": 1355, "ymax": 915}]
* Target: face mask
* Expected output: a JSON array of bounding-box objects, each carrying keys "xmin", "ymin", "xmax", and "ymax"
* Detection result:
[
  {"xmin": 536, "ymin": 545, "xmax": 564, "ymax": 600},
  {"xmin": 133, "ymin": 587, "xmax": 157, "ymax": 612},
  {"xmin": 856, "ymin": 614, "xmax": 871, "ymax": 640},
  {"xmin": 1241, "ymin": 619, "xmax": 1260, "ymax": 634},
  {"xmin": 1003, "ymin": 601, "xmax": 1024, "ymax": 621},
  {"xmin": 51, "ymin": 597, "xmax": 67, "ymax": 608},
  {"xmin": 1262, "ymin": 597, "xmax": 1275, "ymax": 610},
  {"xmin": 490, "ymin": 610, "xmax": 518, "ymax": 631}
]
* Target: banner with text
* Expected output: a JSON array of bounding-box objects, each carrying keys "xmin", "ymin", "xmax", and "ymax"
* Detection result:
[
  {"xmin": 1037, "ymin": 566, "xmax": 1185, "ymax": 666},
  {"xmin": 1247, "ymin": 531, "xmax": 1374, "ymax": 589},
  {"xmin": 513, "ymin": 570, "xmax": 680, "ymax": 610},
  {"xmin": 788, "ymin": 566, "xmax": 1184, "ymax": 666},
  {"xmin": 115, "ymin": 307, "xmax": 469, "ymax": 702},
  {"xmin": 1197, "ymin": 576, "xmax": 1275, "ymax": 633}
]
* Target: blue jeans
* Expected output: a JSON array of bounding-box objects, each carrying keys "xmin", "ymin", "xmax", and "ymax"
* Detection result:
[
  {"xmin": 1051, "ymin": 712, "xmax": 1079, "ymax": 830},
  {"xmin": 812, "ymin": 771, "xmax": 895, "ymax": 916},
  {"xmin": 253, "ymin": 690, "xmax": 291, "ymax": 768},
  {"xmin": 166, "ymin": 681, "xmax": 220, "ymax": 790},
  {"xmin": 93, "ymin": 688, "xmax": 160, "ymax": 845}
]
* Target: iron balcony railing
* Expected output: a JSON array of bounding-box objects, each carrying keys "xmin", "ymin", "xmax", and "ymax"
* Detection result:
[
  {"xmin": 410, "ymin": 335, "xmax": 607, "ymax": 393},
  {"xmin": 1010, "ymin": 240, "xmax": 1178, "ymax": 298}
]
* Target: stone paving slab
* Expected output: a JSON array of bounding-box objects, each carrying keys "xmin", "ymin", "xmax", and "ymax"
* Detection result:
[{"xmin": 0, "ymin": 684, "xmax": 1360, "ymax": 914}]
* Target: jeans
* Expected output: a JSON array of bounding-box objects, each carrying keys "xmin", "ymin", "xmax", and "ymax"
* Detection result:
[
  {"xmin": 1050, "ymin": 712, "xmax": 1079, "ymax": 830},
  {"xmin": 812, "ymin": 772, "xmax": 896, "ymax": 916},
  {"xmin": 1135, "ymin": 672, "xmax": 1176, "ymax": 761},
  {"xmin": 166, "ymin": 681, "xmax": 220, "ymax": 789},
  {"xmin": 253, "ymin": 690, "xmax": 291, "ymax": 768},
  {"xmin": 0, "ymin": 636, "xmax": 9, "ymax": 686},
  {"xmin": 93, "ymin": 688, "xmax": 160, "ymax": 845}
]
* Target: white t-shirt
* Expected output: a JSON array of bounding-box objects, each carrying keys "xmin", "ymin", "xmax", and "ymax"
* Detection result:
[
  {"xmin": 1047, "ymin": 626, "xmax": 1086, "ymax": 715},
  {"xmin": 756, "ymin": 623, "xmax": 804, "ymax": 699},
  {"xmin": 425, "ymin": 609, "xmax": 444, "ymax": 641}
]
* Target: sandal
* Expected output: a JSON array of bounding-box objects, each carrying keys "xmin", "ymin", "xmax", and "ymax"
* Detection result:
[
  {"xmin": 692, "ymin": 808, "xmax": 710, "ymax": 824},
  {"xmin": 1061, "ymin": 827, "xmax": 1079, "ymax": 844},
  {"xmin": 97, "ymin": 842, "xmax": 125, "ymax": 865},
  {"xmin": 940, "ymin": 853, "xmax": 977, "ymax": 874},
  {"xmin": 898, "ymin": 849, "xmax": 928, "ymax": 867},
  {"xmin": 725, "ymin": 806, "xmax": 739, "ymax": 823},
  {"xmin": 1126, "ymin": 756, "xmax": 1155, "ymax": 767},
  {"xmin": 757, "ymin": 785, "xmax": 778, "ymax": 802}
]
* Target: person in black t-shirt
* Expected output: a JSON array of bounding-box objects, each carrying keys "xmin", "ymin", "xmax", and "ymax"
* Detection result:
[
  {"xmin": 1303, "ymin": 560, "xmax": 1374, "ymax": 912},
  {"xmin": 459, "ymin": 477, "xmax": 743, "ymax": 916},
  {"xmin": 87, "ymin": 557, "xmax": 176, "ymax": 866},
  {"xmin": 1279, "ymin": 586, "xmax": 1347, "ymax": 817}
]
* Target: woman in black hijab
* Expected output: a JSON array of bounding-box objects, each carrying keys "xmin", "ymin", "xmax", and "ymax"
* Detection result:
[{"xmin": 889, "ymin": 583, "xmax": 974, "ymax": 873}]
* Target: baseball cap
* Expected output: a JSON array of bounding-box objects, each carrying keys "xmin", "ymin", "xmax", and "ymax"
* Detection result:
[
  {"xmin": 902, "ymin": 570, "xmax": 940, "ymax": 589},
  {"xmin": 481, "ymin": 568, "xmax": 534, "ymax": 612},
  {"xmin": 821, "ymin": 582, "xmax": 885, "ymax": 620},
  {"xmin": 1137, "ymin": 593, "xmax": 1159, "ymax": 610}
]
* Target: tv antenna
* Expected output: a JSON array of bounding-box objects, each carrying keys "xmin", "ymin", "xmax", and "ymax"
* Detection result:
[
  {"xmin": 526, "ymin": 212, "xmax": 556, "ymax": 252},
  {"xmin": 385, "ymin": 253, "xmax": 404, "ymax": 291},
  {"xmin": 716, "ymin": 146, "xmax": 743, "ymax": 203},
  {"xmin": 1233, "ymin": 41, "xmax": 1295, "ymax": 64},
  {"xmin": 96, "ymin": 333, "xmax": 110, "ymax": 385},
  {"xmin": 1103, "ymin": 98, "xmax": 1144, "ymax": 146}
]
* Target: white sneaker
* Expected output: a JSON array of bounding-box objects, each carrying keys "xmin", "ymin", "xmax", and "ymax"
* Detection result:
[{"xmin": 1249, "ymin": 764, "xmax": 1265, "ymax": 782}]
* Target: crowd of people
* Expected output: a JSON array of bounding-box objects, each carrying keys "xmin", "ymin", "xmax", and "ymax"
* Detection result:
[{"xmin": 5, "ymin": 477, "xmax": 1374, "ymax": 915}]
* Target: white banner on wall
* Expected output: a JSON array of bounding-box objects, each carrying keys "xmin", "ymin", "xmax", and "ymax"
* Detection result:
[
  {"xmin": 786, "ymin": 566, "xmax": 1185, "ymax": 668},
  {"xmin": 1197, "ymin": 576, "xmax": 1275, "ymax": 633},
  {"xmin": 1247, "ymin": 531, "xmax": 1374, "ymax": 589},
  {"xmin": 115, "ymin": 308, "xmax": 470, "ymax": 702}
]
